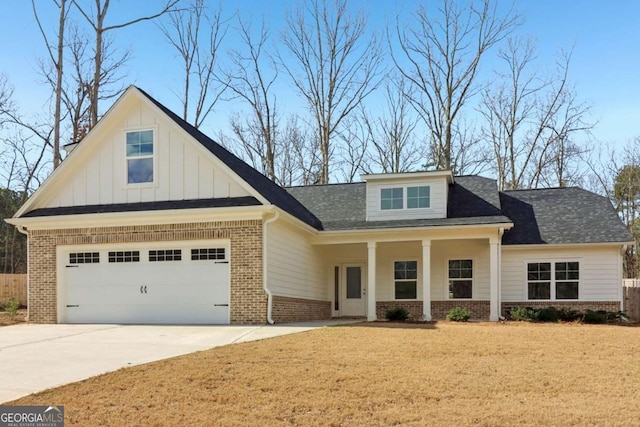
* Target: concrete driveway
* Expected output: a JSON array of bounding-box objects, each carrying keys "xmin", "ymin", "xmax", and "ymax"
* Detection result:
[{"xmin": 0, "ymin": 321, "xmax": 352, "ymax": 403}]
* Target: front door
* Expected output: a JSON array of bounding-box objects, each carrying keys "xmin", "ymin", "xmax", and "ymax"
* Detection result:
[{"xmin": 341, "ymin": 264, "xmax": 366, "ymax": 317}]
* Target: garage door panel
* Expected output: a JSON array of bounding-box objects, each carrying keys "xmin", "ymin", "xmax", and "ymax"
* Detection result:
[{"xmin": 60, "ymin": 243, "xmax": 231, "ymax": 325}]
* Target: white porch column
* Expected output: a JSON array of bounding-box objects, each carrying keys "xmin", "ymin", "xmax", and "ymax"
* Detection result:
[
  {"xmin": 489, "ymin": 237, "xmax": 500, "ymax": 321},
  {"xmin": 422, "ymin": 239, "xmax": 432, "ymax": 321},
  {"xmin": 367, "ymin": 241, "xmax": 377, "ymax": 321}
]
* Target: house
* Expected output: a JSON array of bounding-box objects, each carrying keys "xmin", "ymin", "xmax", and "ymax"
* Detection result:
[{"xmin": 6, "ymin": 86, "xmax": 634, "ymax": 325}]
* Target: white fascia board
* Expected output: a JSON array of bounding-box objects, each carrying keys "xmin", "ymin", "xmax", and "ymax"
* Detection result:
[
  {"xmin": 502, "ymin": 242, "xmax": 636, "ymax": 250},
  {"xmin": 312, "ymin": 222, "xmax": 514, "ymax": 245},
  {"xmin": 361, "ymin": 170, "xmax": 454, "ymax": 184},
  {"xmin": 271, "ymin": 206, "xmax": 319, "ymax": 235},
  {"xmin": 6, "ymin": 205, "xmax": 270, "ymax": 230}
]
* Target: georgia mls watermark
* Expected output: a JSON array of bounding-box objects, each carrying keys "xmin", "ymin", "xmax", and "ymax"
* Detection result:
[{"xmin": 0, "ymin": 406, "xmax": 64, "ymax": 427}]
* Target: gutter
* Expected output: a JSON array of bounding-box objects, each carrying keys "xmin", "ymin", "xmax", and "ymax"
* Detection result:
[
  {"xmin": 262, "ymin": 209, "xmax": 279, "ymax": 324},
  {"xmin": 15, "ymin": 226, "xmax": 29, "ymax": 322}
]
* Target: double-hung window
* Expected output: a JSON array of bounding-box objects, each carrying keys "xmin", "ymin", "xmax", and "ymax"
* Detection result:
[
  {"xmin": 527, "ymin": 261, "xmax": 579, "ymax": 300},
  {"xmin": 448, "ymin": 259, "xmax": 473, "ymax": 299},
  {"xmin": 394, "ymin": 260, "xmax": 417, "ymax": 299},
  {"xmin": 126, "ymin": 130, "xmax": 154, "ymax": 184}
]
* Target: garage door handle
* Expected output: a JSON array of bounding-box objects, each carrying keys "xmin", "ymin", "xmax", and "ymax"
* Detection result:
[
  {"xmin": 215, "ymin": 261, "xmax": 229, "ymax": 264},
  {"xmin": 144, "ymin": 286, "xmax": 147, "ymax": 294},
  {"xmin": 66, "ymin": 265, "xmax": 79, "ymax": 268},
  {"xmin": 140, "ymin": 286, "xmax": 148, "ymax": 294},
  {"xmin": 214, "ymin": 304, "xmax": 229, "ymax": 307},
  {"xmin": 66, "ymin": 305, "xmax": 79, "ymax": 308}
]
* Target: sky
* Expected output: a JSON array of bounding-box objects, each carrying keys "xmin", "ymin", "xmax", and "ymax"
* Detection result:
[{"xmin": 1, "ymin": 0, "xmax": 639, "ymax": 150}]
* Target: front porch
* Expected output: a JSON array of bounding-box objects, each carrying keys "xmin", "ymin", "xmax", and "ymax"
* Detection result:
[{"xmin": 315, "ymin": 227, "xmax": 503, "ymax": 322}]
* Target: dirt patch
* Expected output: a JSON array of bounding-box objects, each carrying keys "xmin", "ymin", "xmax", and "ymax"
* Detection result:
[
  {"xmin": 0, "ymin": 309, "xmax": 26, "ymax": 326},
  {"xmin": 7, "ymin": 322, "xmax": 640, "ymax": 426}
]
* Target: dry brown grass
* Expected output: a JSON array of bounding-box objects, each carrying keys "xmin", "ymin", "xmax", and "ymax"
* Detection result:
[
  {"xmin": 9, "ymin": 322, "xmax": 640, "ymax": 426},
  {"xmin": 0, "ymin": 309, "xmax": 26, "ymax": 326}
]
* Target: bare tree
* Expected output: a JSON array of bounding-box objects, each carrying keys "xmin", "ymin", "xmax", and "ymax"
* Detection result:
[
  {"xmin": 361, "ymin": 78, "xmax": 422, "ymax": 174},
  {"xmin": 72, "ymin": 0, "xmax": 179, "ymax": 127},
  {"xmin": 480, "ymin": 39, "xmax": 593, "ymax": 190},
  {"xmin": 224, "ymin": 17, "xmax": 279, "ymax": 181},
  {"xmin": 394, "ymin": 0, "xmax": 520, "ymax": 172},
  {"xmin": 160, "ymin": 0, "xmax": 229, "ymax": 128},
  {"xmin": 32, "ymin": 0, "xmax": 70, "ymax": 168},
  {"xmin": 280, "ymin": 0, "xmax": 383, "ymax": 184}
]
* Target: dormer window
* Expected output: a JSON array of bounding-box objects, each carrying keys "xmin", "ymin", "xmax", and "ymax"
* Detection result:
[
  {"xmin": 407, "ymin": 186, "xmax": 430, "ymax": 208},
  {"xmin": 126, "ymin": 130, "xmax": 154, "ymax": 184},
  {"xmin": 380, "ymin": 185, "xmax": 431, "ymax": 210},
  {"xmin": 381, "ymin": 188, "xmax": 403, "ymax": 210}
]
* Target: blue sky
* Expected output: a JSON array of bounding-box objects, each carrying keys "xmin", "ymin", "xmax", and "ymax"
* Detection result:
[{"xmin": 1, "ymin": 0, "xmax": 639, "ymax": 147}]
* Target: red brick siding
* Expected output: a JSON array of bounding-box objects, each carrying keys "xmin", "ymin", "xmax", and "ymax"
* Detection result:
[
  {"xmin": 272, "ymin": 296, "xmax": 331, "ymax": 323},
  {"xmin": 28, "ymin": 220, "xmax": 266, "ymax": 324},
  {"xmin": 501, "ymin": 301, "xmax": 621, "ymax": 318},
  {"xmin": 376, "ymin": 301, "xmax": 423, "ymax": 320}
]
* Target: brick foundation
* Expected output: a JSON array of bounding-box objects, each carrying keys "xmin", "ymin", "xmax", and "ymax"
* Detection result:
[
  {"xmin": 431, "ymin": 300, "xmax": 491, "ymax": 320},
  {"xmin": 28, "ymin": 220, "xmax": 266, "ymax": 324},
  {"xmin": 272, "ymin": 296, "xmax": 331, "ymax": 323},
  {"xmin": 501, "ymin": 301, "xmax": 621, "ymax": 318}
]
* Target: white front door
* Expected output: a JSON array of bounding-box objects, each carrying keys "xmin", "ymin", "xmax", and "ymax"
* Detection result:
[{"xmin": 341, "ymin": 264, "xmax": 366, "ymax": 317}]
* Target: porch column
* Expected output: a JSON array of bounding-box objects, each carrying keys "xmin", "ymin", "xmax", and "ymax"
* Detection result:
[
  {"xmin": 489, "ymin": 237, "xmax": 499, "ymax": 321},
  {"xmin": 422, "ymin": 239, "xmax": 431, "ymax": 321},
  {"xmin": 367, "ymin": 241, "xmax": 377, "ymax": 321}
]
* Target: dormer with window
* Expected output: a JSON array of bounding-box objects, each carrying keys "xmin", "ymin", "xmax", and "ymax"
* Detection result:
[{"xmin": 362, "ymin": 171, "xmax": 453, "ymax": 221}]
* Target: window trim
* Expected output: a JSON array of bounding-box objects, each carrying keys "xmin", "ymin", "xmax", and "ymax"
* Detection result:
[
  {"xmin": 124, "ymin": 127, "xmax": 157, "ymax": 187},
  {"xmin": 525, "ymin": 259, "xmax": 581, "ymax": 301},
  {"xmin": 393, "ymin": 259, "xmax": 419, "ymax": 300},
  {"xmin": 447, "ymin": 258, "xmax": 474, "ymax": 300},
  {"xmin": 378, "ymin": 184, "xmax": 432, "ymax": 211}
]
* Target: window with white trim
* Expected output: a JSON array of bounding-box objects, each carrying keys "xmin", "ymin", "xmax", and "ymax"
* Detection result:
[
  {"xmin": 381, "ymin": 188, "xmax": 403, "ymax": 210},
  {"xmin": 394, "ymin": 260, "xmax": 417, "ymax": 299},
  {"xmin": 448, "ymin": 259, "xmax": 473, "ymax": 299},
  {"xmin": 527, "ymin": 261, "xmax": 579, "ymax": 300},
  {"xmin": 407, "ymin": 186, "xmax": 430, "ymax": 208},
  {"xmin": 126, "ymin": 130, "xmax": 154, "ymax": 184}
]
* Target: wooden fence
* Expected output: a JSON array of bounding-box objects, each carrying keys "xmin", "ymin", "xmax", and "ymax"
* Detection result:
[
  {"xmin": 623, "ymin": 279, "xmax": 640, "ymax": 322},
  {"xmin": 0, "ymin": 274, "xmax": 27, "ymax": 307}
]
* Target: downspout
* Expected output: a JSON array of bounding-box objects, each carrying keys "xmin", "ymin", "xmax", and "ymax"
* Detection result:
[
  {"xmin": 15, "ymin": 225, "xmax": 29, "ymax": 322},
  {"xmin": 620, "ymin": 244, "xmax": 627, "ymax": 312},
  {"xmin": 498, "ymin": 227, "xmax": 505, "ymax": 321},
  {"xmin": 263, "ymin": 209, "xmax": 279, "ymax": 324}
]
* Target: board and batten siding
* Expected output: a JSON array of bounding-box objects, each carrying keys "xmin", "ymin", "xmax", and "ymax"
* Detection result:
[
  {"xmin": 501, "ymin": 246, "xmax": 622, "ymax": 301},
  {"xmin": 44, "ymin": 98, "xmax": 250, "ymax": 209},
  {"xmin": 366, "ymin": 176, "xmax": 448, "ymax": 221},
  {"xmin": 266, "ymin": 220, "xmax": 327, "ymax": 300}
]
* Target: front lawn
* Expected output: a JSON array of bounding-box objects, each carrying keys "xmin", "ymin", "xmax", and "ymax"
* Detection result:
[{"xmin": 9, "ymin": 322, "xmax": 640, "ymax": 426}]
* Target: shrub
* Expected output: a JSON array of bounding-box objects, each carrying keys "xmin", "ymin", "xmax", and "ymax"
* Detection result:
[
  {"xmin": 446, "ymin": 307, "xmax": 471, "ymax": 322},
  {"xmin": 537, "ymin": 307, "xmax": 559, "ymax": 322},
  {"xmin": 510, "ymin": 306, "xmax": 538, "ymax": 322},
  {"xmin": 557, "ymin": 308, "xmax": 582, "ymax": 322},
  {"xmin": 385, "ymin": 307, "xmax": 410, "ymax": 321},
  {"xmin": 582, "ymin": 309, "xmax": 607, "ymax": 324},
  {"xmin": 4, "ymin": 297, "xmax": 20, "ymax": 319}
]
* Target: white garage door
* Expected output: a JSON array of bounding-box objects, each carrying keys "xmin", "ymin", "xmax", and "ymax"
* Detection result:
[{"xmin": 59, "ymin": 242, "xmax": 230, "ymax": 324}]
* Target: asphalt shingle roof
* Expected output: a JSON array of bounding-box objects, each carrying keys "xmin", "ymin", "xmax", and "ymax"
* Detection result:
[
  {"xmin": 500, "ymin": 187, "xmax": 633, "ymax": 244},
  {"xmin": 22, "ymin": 197, "xmax": 261, "ymax": 217},
  {"xmin": 286, "ymin": 176, "xmax": 512, "ymax": 231}
]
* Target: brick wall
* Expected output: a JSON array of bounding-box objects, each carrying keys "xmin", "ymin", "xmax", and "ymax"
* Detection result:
[
  {"xmin": 501, "ymin": 301, "xmax": 621, "ymax": 318},
  {"xmin": 272, "ymin": 295, "xmax": 331, "ymax": 323},
  {"xmin": 28, "ymin": 220, "xmax": 266, "ymax": 324},
  {"xmin": 431, "ymin": 300, "xmax": 491, "ymax": 320}
]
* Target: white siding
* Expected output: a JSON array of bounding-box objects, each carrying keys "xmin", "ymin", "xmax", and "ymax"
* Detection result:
[
  {"xmin": 431, "ymin": 240, "xmax": 490, "ymax": 300},
  {"xmin": 43, "ymin": 97, "xmax": 251, "ymax": 208},
  {"xmin": 266, "ymin": 220, "xmax": 327, "ymax": 300},
  {"xmin": 501, "ymin": 246, "xmax": 622, "ymax": 301},
  {"xmin": 366, "ymin": 177, "xmax": 448, "ymax": 221},
  {"xmin": 375, "ymin": 242, "xmax": 423, "ymax": 301}
]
